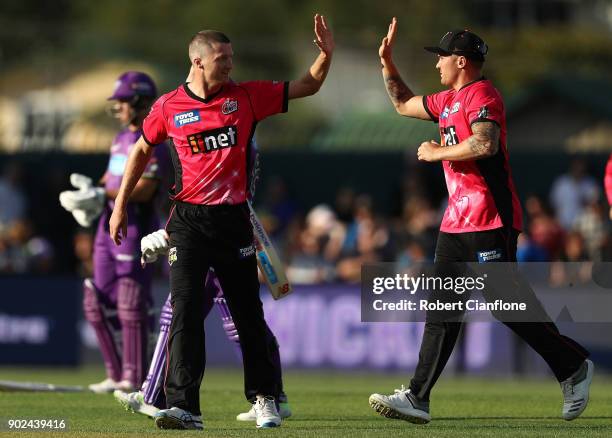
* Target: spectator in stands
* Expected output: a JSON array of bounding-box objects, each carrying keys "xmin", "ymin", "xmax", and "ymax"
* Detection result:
[
  {"xmin": 525, "ymin": 194, "xmax": 565, "ymax": 260},
  {"xmin": 334, "ymin": 187, "xmax": 356, "ymax": 225},
  {"xmin": 286, "ymin": 205, "xmax": 337, "ymax": 284},
  {"xmin": 73, "ymin": 230, "xmax": 94, "ymax": 277},
  {"xmin": 260, "ymin": 176, "xmax": 299, "ymax": 241},
  {"xmin": 335, "ymin": 195, "xmax": 390, "ymax": 282},
  {"xmin": 550, "ymin": 231, "xmax": 591, "ymax": 286},
  {"xmin": 399, "ymin": 196, "xmax": 438, "ymax": 260},
  {"xmin": 0, "ymin": 161, "xmax": 28, "ymax": 233},
  {"xmin": 516, "ymin": 232, "xmax": 549, "ymax": 263},
  {"xmin": 0, "ymin": 219, "xmax": 54, "ymax": 273},
  {"xmin": 574, "ymin": 198, "xmax": 609, "ymax": 261}
]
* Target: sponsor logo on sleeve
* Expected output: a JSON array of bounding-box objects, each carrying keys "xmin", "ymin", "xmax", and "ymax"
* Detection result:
[
  {"xmin": 477, "ymin": 248, "xmax": 503, "ymax": 263},
  {"xmin": 221, "ymin": 99, "xmax": 238, "ymax": 115},
  {"xmin": 440, "ymin": 106, "xmax": 450, "ymax": 120},
  {"xmin": 477, "ymin": 106, "xmax": 489, "ymax": 118},
  {"xmin": 174, "ymin": 110, "xmax": 201, "ymax": 127}
]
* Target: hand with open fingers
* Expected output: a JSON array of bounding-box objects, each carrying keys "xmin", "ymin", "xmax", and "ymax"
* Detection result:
[
  {"xmin": 417, "ymin": 140, "xmax": 442, "ymax": 162},
  {"xmin": 379, "ymin": 17, "xmax": 398, "ymax": 62},
  {"xmin": 109, "ymin": 208, "xmax": 128, "ymax": 246},
  {"xmin": 141, "ymin": 229, "xmax": 170, "ymax": 264},
  {"xmin": 313, "ymin": 13, "xmax": 334, "ymax": 57}
]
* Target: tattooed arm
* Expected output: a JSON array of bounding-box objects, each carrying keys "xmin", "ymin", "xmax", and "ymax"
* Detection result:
[
  {"xmin": 467, "ymin": 121, "xmax": 500, "ymax": 157},
  {"xmin": 417, "ymin": 121, "xmax": 501, "ymax": 162},
  {"xmin": 382, "ymin": 72, "xmax": 430, "ymax": 119},
  {"xmin": 379, "ymin": 17, "xmax": 431, "ymax": 119}
]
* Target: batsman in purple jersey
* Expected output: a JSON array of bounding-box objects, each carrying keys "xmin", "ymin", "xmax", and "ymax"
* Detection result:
[{"xmin": 83, "ymin": 71, "xmax": 169, "ymax": 393}]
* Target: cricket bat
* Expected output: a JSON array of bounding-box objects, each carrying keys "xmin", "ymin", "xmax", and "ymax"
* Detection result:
[{"xmin": 248, "ymin": 201, "xmax": 292, "ymax": 300}]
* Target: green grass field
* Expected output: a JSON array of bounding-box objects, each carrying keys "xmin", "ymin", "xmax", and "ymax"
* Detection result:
[{"xmin": 0, "ymin": 366, "xmax": 611, "ymax": 437}]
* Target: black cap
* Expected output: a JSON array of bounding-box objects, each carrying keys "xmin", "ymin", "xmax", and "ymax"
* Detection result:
[{"xmin": 424, "ymin": 30, "xmax": 488, "ymax": 61}]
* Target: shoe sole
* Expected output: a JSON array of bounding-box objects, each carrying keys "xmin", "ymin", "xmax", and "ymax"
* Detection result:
[
  {"xmin": 237, "ymin": 411, "xmax": 291, "ymax": 422},
  {"xmin": 368, "ymin": 396, "xmax": 430, "ymax": 425},
  {"xmin": 564, "ymin": 359, "xmax": 594, "ymax": 421},
  {"xmin": 155, "ymin": 415, "xmax": 185, "ymax": 430},
  {"xmin": 257, "ymin": 422, "xmax": 280, "ymax": 429},
  {"xmin": 155, "ymin": 415, "xmax": 203, "ymax": 430}
]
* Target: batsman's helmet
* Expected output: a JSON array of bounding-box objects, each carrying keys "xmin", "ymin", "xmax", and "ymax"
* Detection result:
[{"xmin": 108, "ymin": 71, "xmax": 157, "ymax": 104}]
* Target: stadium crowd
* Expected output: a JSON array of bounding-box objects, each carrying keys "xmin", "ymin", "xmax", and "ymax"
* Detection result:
[
  {"xmin": 277, "ymin": 158, "xmax": 610, "ymax": 284},
  {"xmin": 0, "ymin": 158, "xmax": 609, "ymax": 283}
]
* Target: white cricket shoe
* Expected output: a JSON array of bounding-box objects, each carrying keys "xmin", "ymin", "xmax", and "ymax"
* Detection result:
[
  {"xmin": 236, "ymin": 401, "xmax": 292, "ymax": 421},
  {"xmin": 561, "ymin": 359, "xmax": 594, "ymax": 421},
  {"xmin": 369, "ymin": 385, "xmax": 431, "ymax": 424},
  {"xmin": 253, "ymin": 395, "xmax": 281, "ymax": 428},
  {"xmin": 88, "ymin": 378, "xmax": 120, "ymax": 394},
  {"xmin": 154, "ymin": 407, "xmax": 203, "ymax": 430},
  {"xmin": 114, "ymin": 390, "xmax": 160, "ymax": 418}
]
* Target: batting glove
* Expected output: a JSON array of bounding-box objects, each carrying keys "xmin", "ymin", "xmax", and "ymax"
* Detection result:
[{"xmin": 140, "ymin": 229, "xmax": 169, "ymax": 264}]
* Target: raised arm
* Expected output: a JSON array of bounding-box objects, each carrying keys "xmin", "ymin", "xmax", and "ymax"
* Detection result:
[
  {"xmin": 288, "ymin": 14, "xmax": 334, "ymax": 99},
  {"xmin": 379, "ymin": 17, "xmax": 431, "ymax": 120},
  {"xmin": 109, "ymin": 135, "xmax": 155, "ymax": 244}
]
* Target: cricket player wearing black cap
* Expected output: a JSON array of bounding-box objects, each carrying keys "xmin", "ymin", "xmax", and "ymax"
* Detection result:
[{"xmin": 368, "ymin": 18, "xmax": 593, "ymax": 424}]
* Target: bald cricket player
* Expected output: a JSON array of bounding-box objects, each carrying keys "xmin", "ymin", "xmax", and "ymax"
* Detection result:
[{"xmin": 109, "ymin": 14, "xmax": 334, "ymax": 430}]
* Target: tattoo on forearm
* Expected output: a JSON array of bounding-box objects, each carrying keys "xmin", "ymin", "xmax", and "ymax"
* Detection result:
[
  {"xmin": 469, "ymin": 121, "xmax": 500, "ymax": 157},
  {"xmin": 384, "ymin": 74, "xmax": 413, "ymax": 105}
]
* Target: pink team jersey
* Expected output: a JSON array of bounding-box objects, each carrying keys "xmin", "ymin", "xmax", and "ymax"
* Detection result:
[
  {"xmin": 142, "ymin": 81, "xmax": 288, "ymax": 205},
  {"xmin": 605, "ymin": 154, "xmax": 612, "ymax": 205},
  {"xmin": 423, "ymin": 78, "xmax": 523, "ymax": 233}
]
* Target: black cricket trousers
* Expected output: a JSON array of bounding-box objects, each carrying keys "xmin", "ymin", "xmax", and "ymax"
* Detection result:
[
  {"xmin": 165, "ymin": 201, "xmax": 278, "ymax": 415},
  {"xmin": 409, "ymin": 227, "xmax": 589, "ymax": 401}
]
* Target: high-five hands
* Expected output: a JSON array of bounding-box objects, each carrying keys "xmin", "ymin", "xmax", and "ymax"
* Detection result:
[
  {"xmin": 313, "ymin": 13, "xmax": 334, "ymax": 57},
  {"xmin": 379, "ymin": 17, "xmax": 398, "ymax": 62}
]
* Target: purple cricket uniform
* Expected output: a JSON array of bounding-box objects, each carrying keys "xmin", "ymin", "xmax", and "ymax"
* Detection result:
[{"xmin": 85, "ymin": 127, "xmax": 168, "ymax": 387}]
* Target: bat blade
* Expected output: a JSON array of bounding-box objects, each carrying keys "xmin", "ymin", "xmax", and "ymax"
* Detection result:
[{"xmin": 248, "ymin": 202, "xmax": 292, "ymax": 300}]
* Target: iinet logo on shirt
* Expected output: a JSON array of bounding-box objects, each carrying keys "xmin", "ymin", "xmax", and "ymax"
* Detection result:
[{"xmin": 187, "ymin": 125, "xmax": 238, "ymax": 154}]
